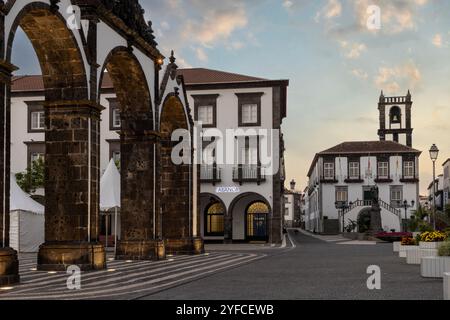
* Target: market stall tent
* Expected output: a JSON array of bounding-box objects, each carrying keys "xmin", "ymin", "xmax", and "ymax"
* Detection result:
[
  {"xmin": 100, "ymin": 159, "xmax": 121, "ymax": 251},
  {"xmin": 9, "ymin": 175, "xmax": 45, "ymax": 253}
]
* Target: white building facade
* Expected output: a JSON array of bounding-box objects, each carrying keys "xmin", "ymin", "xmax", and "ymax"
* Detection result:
[
  {"xmin": 11, "ymin": 68, "xmax": 289, "ymax": 244},
  {"xmin": 305, "ymin": 92, "xmax": 421, "ymax": 234}
]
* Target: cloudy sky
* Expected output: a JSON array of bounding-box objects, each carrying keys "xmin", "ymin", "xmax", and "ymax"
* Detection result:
[{"xmin": 11, "ymin": 0, "xmax": 450, "ymax": 194}]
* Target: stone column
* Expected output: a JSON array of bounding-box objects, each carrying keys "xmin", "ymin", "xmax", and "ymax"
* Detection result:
[
  {"xmin": 37, "ymin": 101, "xmax": 106, "ymax": 271},
  {"xmin": 224, "ymin": 213, "xmax": 233, "ymax": 244},
  {"xmin": 116, "ymin": 130, "xmax": 165, "ymax": 260},
  {"xmin": 161, "ymin": 138, "xmax": 204, "ymax": 255},
  {"xmin": 0, "ymin": 59, "xmax": 19, "ymax": 286}
]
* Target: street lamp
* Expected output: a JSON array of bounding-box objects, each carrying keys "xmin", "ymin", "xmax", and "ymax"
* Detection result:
[
  {"xmin": 429, "ymin": 144, "xmax": 439, "ymax": 230},
  {"xmin": 335, "ymin": 201, "xmax": 353, "ymax": 233},
  {"xmin": 402, "ymin": 200, "xmax": 415, "ymax": 232}
]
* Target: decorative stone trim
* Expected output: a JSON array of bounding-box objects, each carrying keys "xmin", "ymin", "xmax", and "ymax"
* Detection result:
[
  {"xmin": 421, "ymin": 256, "xmax": 450, "ymax": 278},
  {"xmin": 406, "ymin": 247, "xmax": 438, "ymax": 265},
  {"xmin": 419, "ymin": 242, "xmax": 443, "ymax": 250}
]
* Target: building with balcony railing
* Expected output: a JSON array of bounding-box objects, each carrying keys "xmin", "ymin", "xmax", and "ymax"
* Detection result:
[
  {"xmin": 10, "ymin": 68, "xmax": 289, "ymax": 245},
  {"xmin": 305, "ymin": 92, "xmax": 421, "ymax": 234},
  {"xmin": 184, "ymin": 68, "xmax": 289, "ymax": 244},
  {"xmin": 305, "ymin": 140, "xmax": 421, "ymax": 234}
]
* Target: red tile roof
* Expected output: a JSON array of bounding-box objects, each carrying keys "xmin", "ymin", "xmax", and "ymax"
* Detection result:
[
  {"xmin": 177, "ymin": 68, "xmax": 266, "ymax": 84},
  {"xmin": 11, "ymin": 68, "xmax": 268, "ymax": 92},
  {"xmin": 319, "ymin": 141, "xmax": 421, "ymax": 155}
]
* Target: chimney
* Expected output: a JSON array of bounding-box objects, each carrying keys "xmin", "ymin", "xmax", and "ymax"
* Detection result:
[{"xmin": 290, "ymin": 179, "xmax": 296, "ymax": 191}]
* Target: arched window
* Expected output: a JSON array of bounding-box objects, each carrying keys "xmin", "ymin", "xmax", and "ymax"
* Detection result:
[
  {"xmin": 205, "ymin": 202, "xmax": 225, "ymax": 236},
  {"xmin": 389, "ymin": 106, "xmax": 402, "ymax": 124},
  {"xmin": 246, "ymin": 201, "xmax": 269, "ymax": 240}
]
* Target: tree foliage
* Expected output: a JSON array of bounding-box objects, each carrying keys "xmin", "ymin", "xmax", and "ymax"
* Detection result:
[{"xmin": 15, "ymin": 158, "xmax": 45, "ymax": 193}]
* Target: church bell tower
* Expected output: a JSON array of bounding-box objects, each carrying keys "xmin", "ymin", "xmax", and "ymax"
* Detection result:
[{"xmin": 378, "ymin": 90, "xmax": 413, "ymax": 147}]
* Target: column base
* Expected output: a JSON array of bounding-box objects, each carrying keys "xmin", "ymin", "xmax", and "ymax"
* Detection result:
[
  {"xmin": 165, "ymin": 238, "xmax": 205, "ymax": 255},
  {"xmin": 116, "ymin": 240, "xmax": 165, "ymax": 261},
  {"xmin": 37, "ymin": 242, "xmax": 106, "ymax": 271},
  {"xmin": 0, "ymin": 248, "xmax": 20, "ymax": 286}
]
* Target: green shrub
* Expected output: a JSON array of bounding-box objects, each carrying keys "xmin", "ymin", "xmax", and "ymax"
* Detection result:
[
  {"xmin": 438, "ymin": 241, "xmax": 450, "ymax": 257},
  {"xmin": 418, "ymin": 222, "xmax": 434, "ymax": 233}
]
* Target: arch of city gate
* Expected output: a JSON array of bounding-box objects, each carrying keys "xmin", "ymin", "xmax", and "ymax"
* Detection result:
[
  {"xmin": 158, "ymin": 56, "xmax": 204, "ymax": 255},
  {"xmin": 0, "ymin": 0, "xmax": 202, "ymax": 286}
]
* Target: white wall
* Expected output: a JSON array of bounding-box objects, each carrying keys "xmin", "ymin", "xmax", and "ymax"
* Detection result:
[
  {"xmin": 10, "ymin": 96, "xmax": 45, "ymax": 175},
  {"xmin": 307, "ymin": 154, "xmax": 420, "ymax": 232},
  {"xmin": 189, "ymin": 87, "xmax": 275, "ymax": 215}
]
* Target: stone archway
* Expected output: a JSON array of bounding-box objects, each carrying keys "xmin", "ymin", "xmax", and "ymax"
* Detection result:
[
  {"xmin": 2, "ymin": 2, "xmax": 106, "ymax": 273},
  {"xmin": 228, "ymin": 192, "xmax": 272, "ymax": 243},
  {"xmin": 200, "ymin": 193, "xmax": 227, "ymax": 238},
  {"xmin": 99, "ymin": 47, "xmax": 164, "ymax": 261},
  {"xmin": 159, "ymin": 94, "xmax": 203, "ymax": 255}
]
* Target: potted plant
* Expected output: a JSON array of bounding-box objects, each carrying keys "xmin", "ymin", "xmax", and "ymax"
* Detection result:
[
  {"xmin": 418, "ymin": 231, "xmax": 448, "ymax": 250},
  {"xmin": 421, "ymin": 240, "xmax": 450, "ymax": 278},
  {"xmin": 399, "ymin": 236, "xmax": 418, "ymax": 258}
]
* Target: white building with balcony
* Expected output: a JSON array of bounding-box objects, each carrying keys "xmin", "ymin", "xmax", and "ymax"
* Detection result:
[
  {"xmin": 305, "ymin": 92, "xmax": 421, "ymax": 234},
  {"xmin": 11, "ymin": 68, "xmax": 289, "ymax": 244},
  {"xmin": 305, "ymin": 141, "xmax": 421, "ymax": 234}
]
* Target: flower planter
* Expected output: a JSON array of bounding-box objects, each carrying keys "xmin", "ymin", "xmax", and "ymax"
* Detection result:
[
  {"xmin": 444, "ymin": 272, "xmax": 450, "ymax": 301},
  {"xmin": 406, "ymin": 248, "xmax": 438, "ymax": 265},
  {"xmin": 399, "ymin": 245, "xmax": 417, "ymax": 258},
  {"xmin": 393, "ymin": 242, "xmax": 401, "ymax": 253},
  {"xmin": 419, "ymin": 242, "xmax": 443, "ymax": 250},
  {"xmin": 421, "ymin": 256, "xmax": 450, "ymax": 278}
]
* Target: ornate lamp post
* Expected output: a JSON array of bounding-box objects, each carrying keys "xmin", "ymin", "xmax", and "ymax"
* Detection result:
[
  {"xmin": 402, "ymin": 200, "xmax": 415, "ymax": 232},
  {"xmin": 335, "ymin": 201, "xmax": 353, "ymax": 233},
  {"xmin": 429, "ymin": 144, "xmax": 439, "ymax": 230}
]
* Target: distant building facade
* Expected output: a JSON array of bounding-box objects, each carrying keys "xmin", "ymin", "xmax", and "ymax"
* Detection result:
[
  {"xmin": 284, "ymin": 180, "xmax": 302, "ymax": 228},
  {"xmin": 305, "ymin": 92, "xmax": 421, "ymax": 234},
  {"xmin": 11, "ymin": 68, "xmax": 289, "ymax": 244}
]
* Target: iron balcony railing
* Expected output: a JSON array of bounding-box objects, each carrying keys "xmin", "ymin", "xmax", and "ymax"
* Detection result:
[
  {"xmin": 200, "ymin": 164, "xmax": 221, "ymax": 185},
  {"xmin": 232, "ymin": 165, "xmax": 266, "ymax": 185}
]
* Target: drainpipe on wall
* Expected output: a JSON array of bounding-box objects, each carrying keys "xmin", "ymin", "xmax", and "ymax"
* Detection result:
[{"xmin": 87, "ymin": 117, "xmax": 92, "ymax": 243}]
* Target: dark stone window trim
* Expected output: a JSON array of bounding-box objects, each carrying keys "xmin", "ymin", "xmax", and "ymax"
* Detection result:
[
  {"xmin": 24, "ymin": 141, "xmax": 45, "ymax": 168},
  {"xmin": 192, "ymin": 94, "xmax": 219, "ymax": 128},
  {"xmin": 236, "ymin": 92, "xmax": 264, "ymax": 127},
  {"xmin": 322, "ymin": 157, "xmax": 336, "ymax": 182},
  {"xmin": 375, "ymin": 155, "xmax": 392, "ymax": 182},
  {"xmin": 347, "ymin": 157, "xmax": 361, "ymax": 181},
  {"xmin": 401, "ymin": 154, "xmax": 416, "ymax": 181},
  {"xmin": 26, "ymin": 101, "xmax": 45, "ymax": 133},
  {"xmin": 107, "ymin": 98, "xmax": 121, "ymax": 131}
]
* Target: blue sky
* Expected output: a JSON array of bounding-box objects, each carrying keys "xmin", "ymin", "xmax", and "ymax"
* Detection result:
[{"xmin": 11, "ymin": 0, "xmax": 450, "ymax": 194}]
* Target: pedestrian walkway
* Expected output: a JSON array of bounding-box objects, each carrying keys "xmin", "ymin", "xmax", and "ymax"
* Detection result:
[
  {"xmin": 0, "ymin": 252, "xmax": 265, "ymax": 300},
  {"xmin": 296, "ymin": 229, "xmax": 348, "ymax": 243}
]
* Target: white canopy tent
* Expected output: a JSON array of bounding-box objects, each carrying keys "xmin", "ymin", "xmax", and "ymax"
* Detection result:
[
  {"xmin": 100, "ymin": 159, "xmax": 121, "ymax": 252},
  {"xmin": 9, "ymin": 175, "xmax": 45, "ymax": 253}
]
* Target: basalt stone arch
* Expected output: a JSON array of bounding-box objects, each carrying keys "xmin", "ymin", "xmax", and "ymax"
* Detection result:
[
  {"xmin": 99, "ymin": 46, "xmax": 164, "ymax": 260},
  {"xmin": 228, "ymin": 192, "xmax": 272, "ymax": 244},
  {"xmin": 0, "ymin": 1, "xmax": 106, "ymax": 274},
  {"xmin": 5, "ymin": 2, "xmax": 88, "ymax": 101},
  {"xmin": 159, "ymin": 93, "xmax": 202, "ymax": 255}
]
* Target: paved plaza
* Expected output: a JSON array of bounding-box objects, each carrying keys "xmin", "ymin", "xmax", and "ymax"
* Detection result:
[{"xmin": 0, "ymin": 230, "xmax": 442, "ymax": 300}]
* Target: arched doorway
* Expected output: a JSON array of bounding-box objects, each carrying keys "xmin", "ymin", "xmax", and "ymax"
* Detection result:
[
  {"xmin": 246, "ymin": 201, "xmax": 269, "ymax": 241},
  {"xmin": 228, "ymin": 193, "xmax": 272, "ymax": 243},
  {"xmin": 205, "ymin": 201, "xmax": 225, "ymax": 237},
  {"xmin": 99, "ymin": 47, "xmax": 162, "ymax": 261},
  {"xmin": 3, "ymin": 3, "xmax": 106, "ymax": 271}
]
